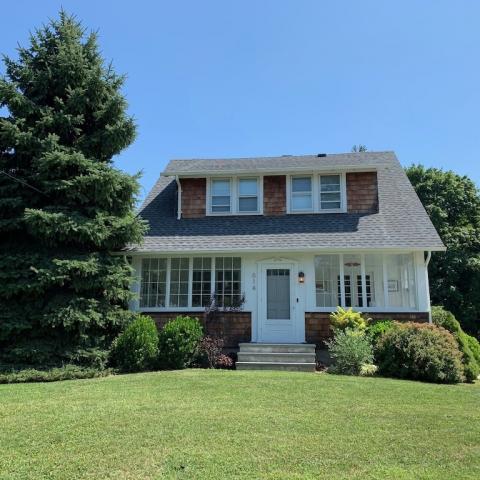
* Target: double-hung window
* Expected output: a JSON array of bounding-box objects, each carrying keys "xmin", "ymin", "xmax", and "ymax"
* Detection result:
[
  {"xmin": 211, "ymin": 179, "xmax": 231, "ymax": 213},
  {"xmin": 319, "ymin": 175, "xmax": 341, "ymax": 210},
  {"xmin": 291, "ymin": 176, "xmax": 313, "ymax": 211},
  {"xmin": 238, "ymin": 178, "xmax": 259, "ymax": 213},
  {"xmin": 209, "ymin": 177, "xmax": 261, "ymax": 214}
]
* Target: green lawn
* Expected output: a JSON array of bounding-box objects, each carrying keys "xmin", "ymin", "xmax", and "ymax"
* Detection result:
[{"xmin": 1, "ymin": 370, "xmax": 479, "ymax": 480}]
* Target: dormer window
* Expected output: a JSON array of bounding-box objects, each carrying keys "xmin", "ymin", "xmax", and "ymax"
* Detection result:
[
  {"xmin": 238, "ymin": 178, "xmax": 259, "ymax": 213},
  {"xmin": 208, "ymin": 177, "xmax": 262, "ymax": 215},
  {"xmin": 211, "ymin": 178, "xmax": 231, "ymax": 213},
  {"xmin": 291, "ymin": 176, "xmax": 313, "ymax": 211},
  {"xmin": 288, "ymin": 173, "xmax": 346, "ymax": 213}
]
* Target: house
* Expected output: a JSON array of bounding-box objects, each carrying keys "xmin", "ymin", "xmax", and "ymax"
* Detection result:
[{"xmin": 126, "ymin": 151, "xmax": 445, "ymax": 370}]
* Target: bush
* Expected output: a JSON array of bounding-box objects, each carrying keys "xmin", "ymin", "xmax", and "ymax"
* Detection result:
[
  {"xmin": 0, "ymin": 365, "xmax": 111, "ymax": 384},
  {"xmin": 216, "ymin": 353, "xmax": 234, "ymax": 369},
  {"xmin": 367, "ymin": 320, "xmax": 395, "ymax": 344},
  {"xmin": 326, "ymin": 329, "xmax": 374, "ymax": 375},
  {"xmin": 359, "ymin": 363, "xmax": 378, "ymax": 376},
  {"xmin": 109, "ymin": 315, "xmax": 159, "ymax": 372},
  {"xmin": 432, "ymin": 306, "xmax": 480, "ymax": 382},
  {"xmin": 376, "ymin": 322, "xmax": 464, "ymax": 383},
  {"xmin": 330, "ymin": 307, "xmax": 369, "ymax": 331},
  {"xmin": 158, "ymin": 316, "xmax": 203, "ymax": 369},
  {"xmin": 199, "ymin": 336, "xmax": 224, "ymax": 368}
]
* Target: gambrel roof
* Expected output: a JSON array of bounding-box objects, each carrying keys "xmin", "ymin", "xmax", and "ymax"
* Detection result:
[{"xmin": 127, "ymin": 151, "xmax": 445, "ymax": 253}]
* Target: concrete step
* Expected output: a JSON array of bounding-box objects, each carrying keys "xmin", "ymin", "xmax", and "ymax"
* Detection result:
[
  {"xmin": 237, "ymin": 352, "xmax": 315, "ymax": 363},
  {"xmin": 238, "ymin": 343, "xmax": 316, "ymax": 354},
  {"xmin": 236, "ymin": 361, "xmax": 316, "ymax": 372}
]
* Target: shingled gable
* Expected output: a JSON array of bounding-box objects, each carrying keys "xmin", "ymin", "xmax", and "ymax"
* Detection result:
[{"xmin": 129, "ymin": 151, "xmax": 445, "ymax": 253}]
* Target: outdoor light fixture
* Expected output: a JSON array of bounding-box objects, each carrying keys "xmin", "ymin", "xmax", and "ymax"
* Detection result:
[{"xmin": 298, "ymin": 271, "xmax": 305, "ymax": 283}]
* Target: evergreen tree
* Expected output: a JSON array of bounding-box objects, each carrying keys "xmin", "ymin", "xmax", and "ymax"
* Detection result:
[{"xmin": 0, "ymin": 11, "xmax": 146, "ymax": 367}]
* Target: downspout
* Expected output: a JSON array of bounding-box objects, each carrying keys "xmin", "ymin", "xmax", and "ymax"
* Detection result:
[
  {"xmin": 176, "ymin": 175, "xmax": 182, "ymax": 220},
  {"xmin": 425, "ymin": 251, "xmax": 432, "ymax": 323}
]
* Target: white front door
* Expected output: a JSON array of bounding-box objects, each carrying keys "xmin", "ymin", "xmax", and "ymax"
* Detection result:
[{"xmin": 259, "ymin": 263, "xmax": 299, "ymax": 343}]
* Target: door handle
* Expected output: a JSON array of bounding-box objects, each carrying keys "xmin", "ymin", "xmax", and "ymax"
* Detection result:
[{"xmin": 296, "ymin": 298, "xmax": 299, "ymax": 303}]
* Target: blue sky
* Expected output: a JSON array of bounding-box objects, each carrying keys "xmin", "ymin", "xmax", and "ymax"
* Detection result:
[{"xmin": 1, "ymin": 1, "xmax": 479, "ymax": 202}]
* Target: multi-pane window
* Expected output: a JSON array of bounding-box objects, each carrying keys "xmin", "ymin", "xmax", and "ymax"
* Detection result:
[
  {"xmin": 215, "ymin": 257, "xmax": 242, "ymax": 307},
  {"xmin": 139, "ymin": 257, "xmax": 241, "ymax": 309},
  {"xmin": 291, "ymin": 176, "xmax": 313, "ymax": 211},
  {"xmin": 140, "ymin": 258, "xmax": 167, "ymax": 307},
  {"xmin": 192, "ymin": 257, "xmax": 212, "ymax": 307},
  {"xmin": 211, "ymin": 179, "xmax": 231, "ymax": 213},
  {"xmin": 238, "ymin": 178, "xmax": 258, "ymax": 212},
  {"xmin": 320, "ymin": 175, "xmax": 341, "ymax": 210},
  {"xmin": 316, "ymin": 253, "xmax": 417, "ymax": 309},
  {"xmin": 169, "ymin": 257, "xmax": 189, "ymax": 307}
]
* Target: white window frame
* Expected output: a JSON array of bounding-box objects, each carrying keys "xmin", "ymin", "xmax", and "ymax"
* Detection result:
[
  {"xmin": 137, "ymin": 255, "xmax": 244, "ymax": 312},
  {"xmin": 289, "ymin": 175, "xmax": 314, "ymax": 213},
  {"xmin": 207, "ymin": 177, "xmax": 263, "ymax": 215},
  {"xmin": 209, "ymin": 177, "xmax": 232, "ymax": 214},
  {"xmin": 287, "ymin": 173, "xmax": 347, "ymax": 214}
]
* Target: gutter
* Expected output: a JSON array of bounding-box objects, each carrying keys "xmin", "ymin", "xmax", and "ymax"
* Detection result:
[
  {"xmin": 425, "ymin": 251, "xmax": 432, "ymax": 323},
  {"xmin": 175, "ymin": 175, "xmax": 182, "ymax": 220}
]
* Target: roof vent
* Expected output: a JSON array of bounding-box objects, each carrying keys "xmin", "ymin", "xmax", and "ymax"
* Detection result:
[{"xmin": 317, "ymin": 153, "xmax": 327, "ymax": 157}]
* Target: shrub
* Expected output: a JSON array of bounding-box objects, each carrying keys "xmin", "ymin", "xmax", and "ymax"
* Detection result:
[
  {"xmin": 0, "ymin": 365, "xmax": 111, "ymax": 384},
  {"xmin": 376, "ymin": 322, "xmax": 464, "ymax": 384},
  {"xmin": 330, "ymin": 307, "xmax": 369, "ymax": 332},
  {"xmin": 359, "ymin": 363, "xmax": 378, "ymax": 376},
  {"xmin": 326, "ymin": 329, "xmax": 374, "ymax": 375},
  {"xmin": 432, "ymin": 306, "xmax": 480, "ymax": 382},
  {"xmin": 367, "ymin": 320, "xmax": 395, "ymax": 344},
  {"xmin": 216, "ymin": 353, "xmax": 234, "ymax": 369},
  {"xmin": 109, "ymin": 315, "xmax": 159, "ymax": 372},
  {"xmin": 158, "ymin": 316, "xmax": 203, "ymax": 369},
  {"xmin": 199, "ymin": 336, "xmax": 224, "ymax": 368}
]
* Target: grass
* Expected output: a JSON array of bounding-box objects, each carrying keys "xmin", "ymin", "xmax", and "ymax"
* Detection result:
[{"xmin": 1, "ymin": 370, "xmax": 479, "ymax": 480}]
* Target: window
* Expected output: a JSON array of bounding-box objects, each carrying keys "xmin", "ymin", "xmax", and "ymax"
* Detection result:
[
  {"xmin": 315, "ymin": 255, "xmax": 340, "ymax": 307},
  {"xmin": 320, "ymin": 175, "xmax": 341, "ymax": 210},
  {"xmin": 291, "ymin": 176, "xmax": 313, "ymax": 211},
  {"xmin": 192, "ymin": 257, "xmax": 212, "ymax": 307},
  {"xmin": 139, "ymin": 257, "xmax": 241, "ymax": 309},
  {"xmin": 140, "ymin": 258, "xmax": 167, "ymax": 307},
  {"xmin": 315, "ymin": 253, "xmax": 417, "ymax": 309},
  {"xmin": 169, "ymin": 257, "xmax": 189, "ymax": 307},
  {"xmin": 209, "ymin": 178, "xmax": 261, "ymax": 215},
  {"xmin": 215, "ymin": 257, "xmax": 242, "ymax": 307},
  {"xmin": 211, "ymin": 179, "xmax": 231, "ymax": 213},
  {"xmin": 238, "ymin": 178, "xmax": 258, "ymax": 212}
]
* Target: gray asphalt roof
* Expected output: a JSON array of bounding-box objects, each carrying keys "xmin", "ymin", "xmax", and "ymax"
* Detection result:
[{"xmin": 129, "ymin": 152, "xmax": 445, "ymax": 253}]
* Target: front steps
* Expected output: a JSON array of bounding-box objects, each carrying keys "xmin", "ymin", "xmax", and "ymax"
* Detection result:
[{"xmin": 236, "ymin": 343, "xmax": 316, "ymax": 372}]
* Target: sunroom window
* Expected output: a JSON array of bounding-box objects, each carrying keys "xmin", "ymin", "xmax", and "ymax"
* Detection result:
[
  {"xmin": 139, "ymin": 257, "xmax": 241, "ymax": 309},
  {"xmin": 211, "ymin": 179, "xmax": 231, "ymax": 213},
  {"xmin": 315, "ymin": 253, "xmax": 417, "ymax": 309},
  {"xmin": 291, "ymin": 176, "xmax": 313, "ymax": 211}
]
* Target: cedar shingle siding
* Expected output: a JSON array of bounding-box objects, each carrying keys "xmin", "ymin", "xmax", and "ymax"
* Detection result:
[
  {"xmin": 180, "ymin": 178, "xmax": 206, "ymax": 218},
  {"xmin": 346, "ymin": 172, "xmax": 378, "ymax": 213},
  {"xmin": 263, "ymin": 175, "xmax": 286, "ymax": 216}
]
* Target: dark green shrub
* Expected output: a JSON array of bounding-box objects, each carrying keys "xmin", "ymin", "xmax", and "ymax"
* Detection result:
[
  {"xmin": 109, "ymin": 315, "xmax": 159, "ymax": 372},
  {"xmin": 432, "ymin": 306, "xmax": 479, "ymax": 382},
  {"xmin": 367, "ymin": 320, "xmax": 395, "ymax": 344},
  {"xmin": 376, "ymin": 322, "xmax": 464, "ymax": 384},
  {"xmin": 326, "ymin": 329, "xmax": 374, "ymax": 375},
  {"xmin": 158, "ymin": 316, "xmax": 203, "ymax": 369},
  {"xmin": 0, "ymin": 365, "xmax": 111, "ymax": 384}
]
